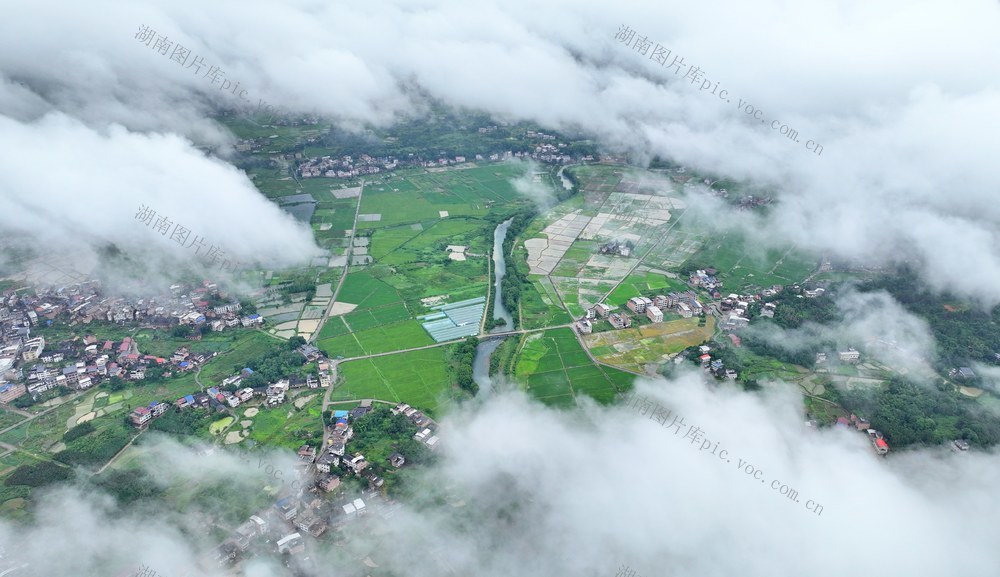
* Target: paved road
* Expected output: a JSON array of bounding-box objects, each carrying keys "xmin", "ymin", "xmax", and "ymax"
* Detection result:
[{"xmin": 309, "ymin": 180, "xmax": 365, "ymax": 345}]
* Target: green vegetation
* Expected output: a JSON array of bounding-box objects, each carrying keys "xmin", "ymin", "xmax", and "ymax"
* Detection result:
[
  {"xmin": 62, "ymin": 421, "xmax": 96, "ymax": 443},
  {"xmin": 860, "ymin": 269, "xmax": 1000, "ymax": 370},
  {"xmin": 349, "ymin": 406, "xmax": 432, "ymax": 495},
  {"xmin": 55, "ymin": 423, "xmax": 134, "ymax": 468},
  {"xmin": 318, "ymin": 320, "xmax": 434, "ymax": 358},
  {"xmin": 5, "ymin": 460, "xmax": 73, "ymax": 488},
  {"xmin": 739, "ymin": 329, "xmax": 817, "ymax": 369},
  {"xmin": 682, "ymin": 231, "xmax": 818, "ymax": 291},
  {"xmin": 498, "ymin": 207, "xmax": 537, "ymax": 328},
  {"xmin": 333, "ymin": 347, "xmax": 457, "ymax": 417},
  {"xmin": 209, "ymin": 416, "xmax": 235, "ymax": 435},
  {"xmin": 841, "ymin": 376, "xmax": 1000, "ymax": 448},
  {"xmin": 514, "ymin": 328, "xmax": 632, "ymax": 406},
  {"xmin": 236, "ymin": 344, "xmax": 307, "ymax": 389},
  {"xmin": 764, "ymin": 289, "xmax": 841, "ymax": 328},
  {"xmin": 93, "ymin": 467, "xmax": 165, "ymax": 506},
  {"xmin": 451, "ymin": 337, "xmax": 480, "ymax": 395},
  {"xmin": 245, "ymin": 393, "xmax": 323, "ymax": 451},
  {"xmin": 149, "ymin": 408, "xmax": 217, "ymax": 436}
]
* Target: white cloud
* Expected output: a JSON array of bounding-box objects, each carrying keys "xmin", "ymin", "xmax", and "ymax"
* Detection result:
[{"xmin": 2, "ymin": 0, "xmax": 999, "ymax": 300}]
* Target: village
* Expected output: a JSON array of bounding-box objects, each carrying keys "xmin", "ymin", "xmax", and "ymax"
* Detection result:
[
  {"xmin": 295, "ymin": 145, "xmax": 583, "ymax": 180},
  {"xmin": 195, "ymin": 398, "xmax": 441, "ymax": 570},
  {"xmin": 0, "ymin": 280, "xmax": 267, "ymax": 406},
  {"xmin": 572, "ymin": 266, "xmax": 893, "ymax": 456}
]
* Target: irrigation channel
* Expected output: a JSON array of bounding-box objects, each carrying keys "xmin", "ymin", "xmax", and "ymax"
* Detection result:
[{"xmin": 473, "ymin": 218, "xmax": 514, "ymax": 395}]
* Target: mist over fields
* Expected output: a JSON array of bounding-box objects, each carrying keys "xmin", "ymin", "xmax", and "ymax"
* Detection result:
[
  {"xmin": 1, "ymin": 1, "xmax": 999, "ymax": 575},
  {"xmin": 2, "ymin": 0, "xmax": 998, "ymax": 301},
  {"xmin": 3, "ymin": 377, "xmax": 999, "ymax": 577}
]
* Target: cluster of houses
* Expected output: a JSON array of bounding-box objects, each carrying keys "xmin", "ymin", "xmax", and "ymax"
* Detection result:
[
  {"xmin": 297, "ymin": 154, "xmax": 388, "ymax": 179},
  {"xmin": 297, "ymin": 146, "xmax": 582, "ymax": 181},
  {"xmin": 1, "ymin": 330, "xmax": 221, "ymax": 404},
  {"xmin": 308, "ymin": 399, "xmax": 435, "ymax": 501},
  {"xmin": 814, "ymin": 348, "xmax": 861, "ymax": 365},
  {"xmin": 576, "ymin": 291, "xmax": 706, "ymax": 334},
  {"xmin": 287, "ymin": 127, "xmax": 590, "ymax": 181},
  {"xmin": 688, "ymin": 344, "xmax": 739, "ymax": 380},
  {"xmin": 828, "ymin": 414, "xmax": 890, "ymax": 455},
  {"xmin": 393, "ymin": 403, "xmax": 441, "ymax": 451},
  {"xmin": 688, "ymin": 269, "xmax": 722, "ymax": 292},
  {"xmin": 127, "ymin": 342, "xmax": 335, "ymax": 427},
  {"xmin": 719, "ymin": 292, "xmax": 764, "ymax": 331},
  {"xmin": 0, "ymin": 279, "xmax": 271, "ymax": 405},
  {"xmin": 213, "ymin": 399, "xmax": 441, "ymax": 562},
  {"xmin": 2, "ymin": 280, "xmax": 261, "ymax": 332},
  {"xmin": 129, "ymin": 400, "xmax": 171, "ymax": 426},
  {"xmin": 599, "ymin": 240, "xmax": 633, "ymax": 258}
]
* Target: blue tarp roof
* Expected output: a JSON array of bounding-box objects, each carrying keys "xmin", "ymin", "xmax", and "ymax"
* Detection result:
[{"xmin": 184, "ymin": 395, "xmax": 195, "ymax": 402}]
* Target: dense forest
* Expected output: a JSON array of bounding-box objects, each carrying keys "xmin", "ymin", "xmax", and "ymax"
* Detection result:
[
  {"xmin": 860, "ymin": 269, "xmax": 1000, "ymax": 370},
  {"xmin": 93, "ymin": 467, "xmax": 165, "ymax": 505},
  {"xmin": 764, "ymin": 289, "xmax": 842, "ymax": 329},
  {"xmin": 348, "ymin": 406, "xmax": 432, "ymax": 495},
  {"xmin": 5, "ymin": 461, "xmax": 73, "ymax": 489},
  {"xmin": 231, "ymin": 339, "xmax": 308, "ymax": 389},
  {"xmin": 450, "ymin": 337, "xmax": 480, "ymax": 396},
  {"xmin": 149, "ymin": 408, "xmax": 218, "ymax": 436},
  {"xmin": 55, "ymin": 424, "xmax": 134, "ymax": 468},
  {"xmin": 839, "ymin": 376, "xmax": 1000, "ymax": 448}
]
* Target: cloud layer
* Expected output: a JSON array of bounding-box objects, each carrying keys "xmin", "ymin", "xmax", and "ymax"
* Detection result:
[
  {"xmin": 3, "ymin": 0, "xmax": 1000, "ymax": 299},
  {"xmin": 5, "ymin": 378, "xmax": 999, "ymax": 576}
]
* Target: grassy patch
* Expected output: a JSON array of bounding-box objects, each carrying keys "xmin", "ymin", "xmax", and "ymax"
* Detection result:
[
  {"xmin": 333, "ymin": 346, "xmax": 457, "ymax": 417},
  {"xmin": 513, "ymin": 328, "xmax": 627, "ymax": 406}
]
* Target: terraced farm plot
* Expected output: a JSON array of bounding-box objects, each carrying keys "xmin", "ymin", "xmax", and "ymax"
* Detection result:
[
  {"xmin": 583, "ymin": 316, "xmax": 715, "ymax": 372},
  {"xmin": 377, "ymin": 218, "xmax": 490, "ymax": 266},
  {"xmin": 605, "ymin": 271, "xmax": 688, "ymax": 308},
  {"xmin": 358, "ymin": 164, "xmax": 528, "ymax": 229},
  {"xmin": 337, "ymin": 272, "xmax": 404, "ymax": 310},
  {"xmin": 0, "ymin": 410, "xmax": 26, "ymax": 431},
  {"xmin": 316, "ymin": 316, "xmax": 352, "ymax": 341},
  {"xmin": 682, "ymin": 232, "xmax": 818, "ymax": 291},
  {"xmin": 518, "ymin": 275, "xmax": 574, "ymax": 330},
  {"xmin": 514, "ymin": 328, "xmax": 633, "ymax": 406},
  {"xmin": 333, "ymin": 347, "xmax": 456, "ymax": 417},
  {"xmin": 343, "ymin": 302, "xmax": 412, "ymax": 331},
  {"xmin": 318, "ymin": 319, "xmax": 434, "ymax": 358}
]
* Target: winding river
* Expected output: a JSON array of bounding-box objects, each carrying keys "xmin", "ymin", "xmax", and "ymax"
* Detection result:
[{"xmin": 473, "ymin": 218, "xmax": 515, "ymax": 394}]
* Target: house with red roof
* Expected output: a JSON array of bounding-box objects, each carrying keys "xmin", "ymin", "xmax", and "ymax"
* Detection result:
[{"xmin": 130, "ymin": 406, "xmax": 151, "ymax": 427}]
